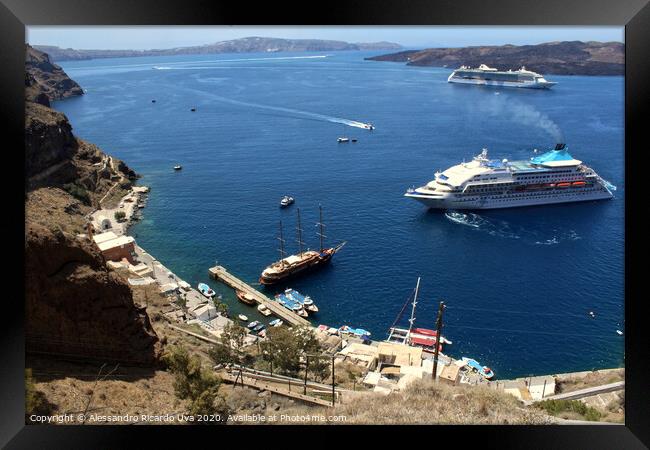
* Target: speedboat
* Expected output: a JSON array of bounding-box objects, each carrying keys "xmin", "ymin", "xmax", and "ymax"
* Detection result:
[
  {"xmin": 173, "ymin": 165, "xmax": 182, "ymax": 171},
  {"xmin": 364, "ymin": 124, "xmax": 374, "ymax": 130},
  {"xmin": 337, "ymin": 137, "xmax": 350, "ymax": 143},
  {"xmin": 254, "ymin": 323, "xmax": 265, "ymax": 332},
  {"xmin": 461, "ymin": 357, "xmax": 495, "ymax": 380},
  {"xmin": 269, "ymin": 318, "xmax": 283, "ymax": 327},
  {"xmin": 257, "ymin": 304, "xmax": 272, "ymax": 316},
  {"xmin": 247, "ymin": 320, "xmax": 260, "ymax": 330},
  {"xmin": 258, "ymin": 329, "xmax": 267, "ymax": 338},
  {"xmin": 280, "ymin": 196, "xmax": 295, "ymax": 208},
  {"xmin": 238, "ymin": 314, "xmax": 248, "ymax": 322},
  {"xmin": 197, "ymin": 283, "xmax": 216, "ymax": 299}
]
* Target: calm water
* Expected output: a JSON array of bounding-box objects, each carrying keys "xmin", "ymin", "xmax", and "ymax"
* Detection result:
[{"xmin": 55, "ymin": 51, "xmax": 625, "ymax": 379}]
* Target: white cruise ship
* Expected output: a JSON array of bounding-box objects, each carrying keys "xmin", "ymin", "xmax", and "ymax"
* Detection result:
[
  {"xmin": 448, "ymin": 64, "xmax": 556, "ymax": 89},
  {"xmin": 404, "ymin": 144, "xmax": 615, "ymax": 210}
]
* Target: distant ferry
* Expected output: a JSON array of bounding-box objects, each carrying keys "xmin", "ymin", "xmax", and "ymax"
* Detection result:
[
  {"xmin": 405, "ymin": 144, "xmax": 615, "ymax": 210},
  {"xmin": 447, "ymin": 64, "xmax": 556, "ymax": 89}
]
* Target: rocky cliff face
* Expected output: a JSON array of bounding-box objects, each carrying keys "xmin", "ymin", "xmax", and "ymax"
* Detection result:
[
  {"xmin": 26, "ymin": 44, "xmax": 84, "ymax": 102},
  {"xmin": 366, "ymin": 41, "xmax": 624, "ymax": 76},
  {"xmin": 25, "ymin": 45, "xmax": 161, "ymax": 366},
  {"xmin": 25, "ymin": 223, "xmax": 162, "ymax": 365}
]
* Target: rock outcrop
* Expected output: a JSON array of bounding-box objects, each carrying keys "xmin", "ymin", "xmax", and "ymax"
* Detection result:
[
  {"xmin": 26, "ymin": 44, "xmax": 84, "ymax": 102},
  {"xmin": 25, "ymin": 223, "xmax": 162, "ymax": 365},
  {"xmin": 366, "ymin": 41, "xmax": 624, "ymax": 76}
]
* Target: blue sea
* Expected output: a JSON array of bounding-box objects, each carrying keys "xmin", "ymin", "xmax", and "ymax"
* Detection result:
[{"xmin": 54, "ymin": 51, "xmax": 625, "ymax": 379}]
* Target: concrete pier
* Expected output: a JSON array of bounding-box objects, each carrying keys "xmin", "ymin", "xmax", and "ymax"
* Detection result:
[{"xmin": 209, "ymin": 265, "xmax": 310, "ymax": 327}]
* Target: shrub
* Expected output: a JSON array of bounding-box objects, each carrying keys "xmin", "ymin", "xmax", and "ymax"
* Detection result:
[
  {"xmin": 63, "ymin": 183, "xmax": 91, "ymax": 205},
  {"xmin": 114, "ymin": 211, "xmax": 126, "ymax": 222},
  {"xmin": 535, "ymin": 399, "xmax": 602, "ymax": 421}
]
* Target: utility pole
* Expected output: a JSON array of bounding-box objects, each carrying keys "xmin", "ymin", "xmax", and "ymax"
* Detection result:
[
  {"xmin": 331, "ymin": 356, "xmax": 336, "ymax": 407},
  {"xmin": 304, "ymin": 355, "xmax": 309, "ymax": 395},
  {"xmin": 432, "ymin": 301, "xmax": 445, "ymax": 382}
]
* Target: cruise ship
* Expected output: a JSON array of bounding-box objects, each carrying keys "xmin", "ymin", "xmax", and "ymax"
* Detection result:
[
  {"xmin": 447, "ymin": 64, "xmax": 556, "ymax": 89},
  {"xmin": 404, "ymin": 144, "xmax": 615, "ymax": 210}
]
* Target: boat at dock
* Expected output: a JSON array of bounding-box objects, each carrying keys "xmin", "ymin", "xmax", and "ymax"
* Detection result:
[
  {"xmin": 284, "ymin": 288, "xmax": 318, "ymax": 313},
  {"xmin": 197, "ymin": 282, "xmax": 216, "ymax": 299},
  {"xmin": 274, "ymin": 292, "xmax": 308, "ymax": 317},
  {"xmin": 269, "ymin": 318, "xmax": 283, "ymax": 327},
  {"xmin": 257, "ymin": 304, "xmax": 272, "ymax": 316},
  {"xmin": 386, "ymin": 277, "xmax": 451, "ymax": 353},
  {"xmin": 236, "ymin": 289, "xmax": 256, "ymax": 305},
  {"xmin": 238, "ymin": 314, "xmax": 248, "ymax": 322},
  {"xmin": 338, "ymin": 325, "xmax": 371, "ymax": 338},
  {"xmin": 259, "ymin": 205, "xmax": 345, "ymax": 286},
  {"xmin": 461, "ymin": 357, "xmax": 495, "ymax": 380},
  {"xmin": 247, "ymin": 320, "xmax": 260, "ymax": 330}
]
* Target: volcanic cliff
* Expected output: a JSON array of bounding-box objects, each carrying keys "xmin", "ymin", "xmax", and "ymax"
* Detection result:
[
  {"xmin": 366, "ymin": 41, "xmax": 624, "ymax": 76},
  {"xmin": 25, "ymin": 44, "xmax": 161, "ymax": 365}
]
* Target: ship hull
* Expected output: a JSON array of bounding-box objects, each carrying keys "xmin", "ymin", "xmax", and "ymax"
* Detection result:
[
  {"xmin": 448, "ymin": 76, "xmax": 555, "ymax": 89},
  {"xmin": 405, "ymin": 189, "xmax": 613, "ymax": 210},
  {"xmin": 259, "ymin": 251, "xmax": 334, "ymax": 286}
]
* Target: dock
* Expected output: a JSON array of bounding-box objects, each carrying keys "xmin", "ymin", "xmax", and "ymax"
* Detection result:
[{"xmin": 208, "ymin": 265, "xmax": 310, "ymax": 327}]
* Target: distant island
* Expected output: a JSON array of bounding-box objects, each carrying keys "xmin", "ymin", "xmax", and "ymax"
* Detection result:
[
  {"xmin": 366, "ymin": 41, "xmax": 623, "ymax": 76},
  {"xmin": 34, "ymin": 36, "xmax": 402, "ymax": 62}
]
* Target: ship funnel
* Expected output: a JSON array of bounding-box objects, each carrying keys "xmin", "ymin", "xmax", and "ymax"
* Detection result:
[{"xmin": 555, "ymin": 143, "xmax": 566, "ymax": 150}]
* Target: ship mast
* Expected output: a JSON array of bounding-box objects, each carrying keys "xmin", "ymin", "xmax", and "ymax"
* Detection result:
[
  {"xmin": 277, "ymin": 221, "xmax": 286, "ymax": 267},
  {"xmin": 406, "ymin": 277, "xmax": 421, "ymax": 344},
  {"xmin": 317, "ymin": 204, "xmax": 326, "ymax": 253},
  {"xmin": 296, "ymin": 208, "xmax": 304, "ymax": 257}
]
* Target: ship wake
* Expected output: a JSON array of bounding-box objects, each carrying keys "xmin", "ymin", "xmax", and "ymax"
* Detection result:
[{"xmin": 444, "ymin": 211, "xmax": 581, "ymax": 245}]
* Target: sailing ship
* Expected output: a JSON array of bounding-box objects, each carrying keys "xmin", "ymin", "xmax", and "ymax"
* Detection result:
[
  {"xmin": 259, "ymin": 205, "xmax": 345, "ymax": 286},
  {"xmin": 386, "ymin": 277, "xmax": 452, "ymax": 353}
]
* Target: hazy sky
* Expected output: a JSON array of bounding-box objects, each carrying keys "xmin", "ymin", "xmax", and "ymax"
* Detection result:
[{"xmin": 26, "ymin": 26, "xmax": 623, "ymax": 50}]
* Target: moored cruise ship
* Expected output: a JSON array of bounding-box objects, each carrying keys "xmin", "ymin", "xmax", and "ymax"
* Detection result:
[
  {"xmin": 447, "ymin": 64, "xmax": 556, "ymax": 89},
  {"xmin": 404, "ymin": 144, "xmax": 615, "ymax": 210}
]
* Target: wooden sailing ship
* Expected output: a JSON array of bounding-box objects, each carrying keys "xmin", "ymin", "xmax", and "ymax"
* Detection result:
[{"xmin": 259, "ymin": 205, "xmax": 345, "ymax": 286}]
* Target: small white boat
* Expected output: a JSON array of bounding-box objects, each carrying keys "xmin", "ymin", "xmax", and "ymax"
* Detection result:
[
  {"xmin": 269, "ymin": 318, "xmax": 283, "ymax": 327},
  {"xmin": 174, "ymin": 165, "xmax": 182, "ymax": 171},
  {"xmin": 197, "ymin": 283, "xmax": 216, "ymax": 299},
  {"xmin": 238, "ymin": 314, "xmax": 248, "ymax": 322},
  {"xmin": 337, "ymin": 137, "xmax": 350, "ymax": 143},
  {"xmin": 247, "ymin": 320, "xmax": 260, "ymax": 330},
  {"xmin": 364, "ymin": 124, "xmax": 374, "ymax": 130},
  {"xmin": 257, "ymin": 304, "xmax": 272, "ymax": 316},
  {"xmin": 616, "ymin": 330, "xmax": 623, "ymax": 336},
  {"xmin": 280, "ymin": 195, "xmax": 295, "ymax": 208}
]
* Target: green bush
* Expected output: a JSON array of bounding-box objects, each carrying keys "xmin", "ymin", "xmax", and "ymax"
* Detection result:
[
  {"xmin": 63, "ymin": 183, "xmax": 91, "ymax": 205},
  {"xmin": 535, "ymin": 399, "xmax": 602, "ymax": 421},
  {"xmin": 114, "ymin": 211, "xmax": 126, "ymax": 222}
]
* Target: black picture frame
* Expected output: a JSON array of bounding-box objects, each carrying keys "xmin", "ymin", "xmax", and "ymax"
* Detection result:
[{"xmin": 2, "ymin": 0, "xmax": 647, "ymax": 447}]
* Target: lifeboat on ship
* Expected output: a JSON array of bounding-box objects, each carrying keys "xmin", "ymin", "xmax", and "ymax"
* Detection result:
[
  {"xmin": 572, "ymin": 181, "xmax": 586, "ymax": 186},
  {"xmin": 557, "ymin": 182, "xmax": 571, "ymax": 188}
]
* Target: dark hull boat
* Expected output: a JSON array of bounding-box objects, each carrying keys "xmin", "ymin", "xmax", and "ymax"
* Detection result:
[{"xmin": 259, "ymin": 205, "xmax": 345, "ymax": 286}]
